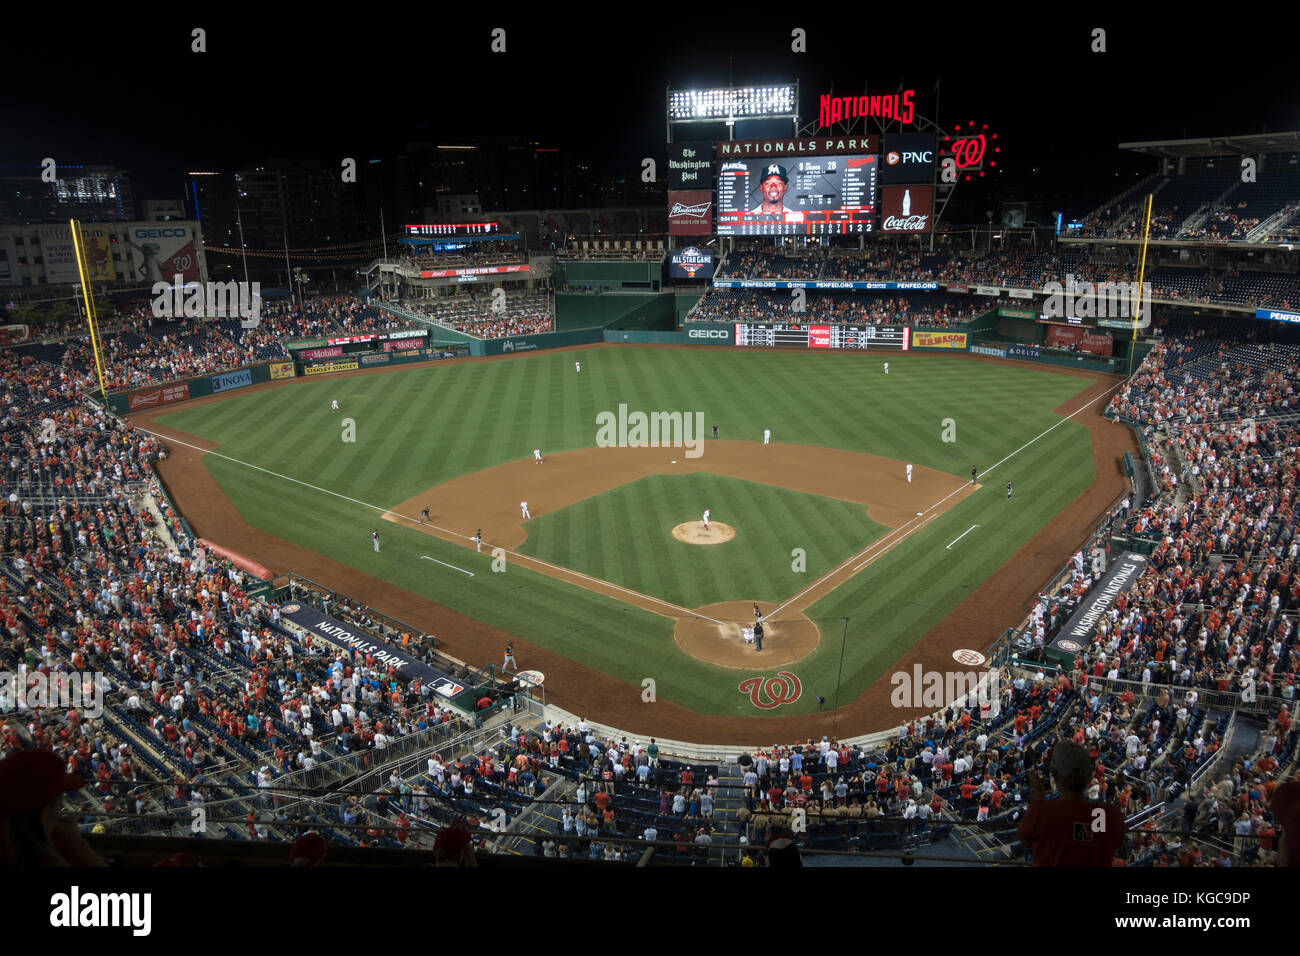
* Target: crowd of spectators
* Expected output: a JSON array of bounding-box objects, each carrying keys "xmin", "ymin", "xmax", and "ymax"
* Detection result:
[{"xmin": 412, "ymin": 290, "xmax": 552, "ymax": 338}]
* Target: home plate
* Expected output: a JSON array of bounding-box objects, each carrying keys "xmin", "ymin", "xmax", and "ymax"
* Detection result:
[
  {"xmin": 672, "ymin": 460, "xmax": 677, "ymax": 464},
  {"xmin": 916, "ymin": 512, "xmax": 923, "ymax": 516}
]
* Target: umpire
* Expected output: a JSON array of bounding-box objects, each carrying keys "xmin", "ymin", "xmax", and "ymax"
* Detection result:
[{"xmin": 754, "ymin": 620, "xmax": 764, "ymax": 652}]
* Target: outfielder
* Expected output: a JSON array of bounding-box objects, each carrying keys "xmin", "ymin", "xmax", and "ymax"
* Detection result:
[
  {"xmin": 884, "ymin": 362, "xmax": 889, "ymax": 375},
  {"xmin": 533, "ymin": 448, "xmax": 543, "ymax": 464},
  {"xmin": 575, "ymin": 361, "xmax": 581, "ymax": 373},
  {"xmin": 331, "ymin": 400, "xmax": 339, "ymax": 412},
  {"xmin": 1007, "ymin": 481, "xmax": 1013, "ymax": 499},
  {"xmin": 763, "ymin": 428, "xmax": 771, "ymax": 446},
  {"xmin": 521, "ymin": 500, "xmax": 532, "ymax": 519},
  {"xmin": 371, "ymin": 530, "xmax": 380, "ymax": 552},
  {"xmin": 702, "ymin": 508, "xmax": 711, "ymax": 531},
  {"xmin": 906, "ymin": 463, "xmax": 913, "ymax": 483}
]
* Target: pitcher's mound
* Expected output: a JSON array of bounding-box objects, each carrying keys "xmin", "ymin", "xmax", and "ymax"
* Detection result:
[{"xmin": 671, "ymin": 521, "xmax": 735, "ymax": 545}]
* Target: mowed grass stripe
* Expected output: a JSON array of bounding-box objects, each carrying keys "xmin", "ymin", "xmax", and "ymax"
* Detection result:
[{"xmin": 159, "ymin": 347, "xmax": 1103, "ymax": 716}]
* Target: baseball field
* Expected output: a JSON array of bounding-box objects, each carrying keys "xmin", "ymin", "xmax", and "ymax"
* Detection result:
[{"xmin": 134, "ymin": 345, "xmax": 1134, "ymax": 741}]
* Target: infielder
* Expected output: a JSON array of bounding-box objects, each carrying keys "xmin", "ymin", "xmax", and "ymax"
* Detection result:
[
  {"xmin": 521, "ymin": 500, "xmax": 532, "ymax": 519},
  {"xmin": 331, "ymin": 400, "xmax": 339, "ymax": 412},
  {"xmin": 1007, "ymin": 481, "xmax": 1013, "ymax": 499},
  {"xmin": 533, "ymin": 448, "xmax": 543, "ymax": 464},
  {"xmin": 971, "ymin": 465, "xmax": 978, "ymax": 485},
  {"xmin": 475, "ymin": 529, "xmax": 483, "ymax": 552},
  {"xmin": 371, "ymin": 530, "xmax": 380, "ymax": 552},
  {"xmin": 884, "ymin": 362, "xmax": 890, "ymax": 375},
  {"xmin": 906, "ymin": 463, "xmax": 913, "ymax": 483},
  {"xmin": 419, "ymin": 507, "xmax": 430, "ymax": 526},
  {"xmin": 702, "ymin": 508, "xmax": 711, "ymax": 531},
  {"xmin": 763, "ymin": 428, "xmax": 771, "ymax": 446}
]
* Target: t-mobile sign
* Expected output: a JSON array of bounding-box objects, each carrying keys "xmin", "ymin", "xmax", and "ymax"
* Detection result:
[
  {"xmin": 668, "ymin": 191, "xmax": 714, "ymax": 236},
  {"xmin": 880, "ymin": 185, "xmax": 933, "ymax": 233}
]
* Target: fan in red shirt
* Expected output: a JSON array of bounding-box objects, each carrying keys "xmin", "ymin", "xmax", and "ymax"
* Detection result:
[{"xmin": 1017, "ymin": 743, "xmax": 1126, "ymax": 866}]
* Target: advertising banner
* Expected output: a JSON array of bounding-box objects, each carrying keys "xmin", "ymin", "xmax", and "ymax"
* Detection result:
[
  {"xmin": 970, "ymin": 345, "xmax": 1008, "ymax": 358},
  {"xmin": 268, "ymin": 362, "xmax": 295, "ymax": 380},
  {"xmin": 880, "ymin": 185, "xmax": 932, "ymax": 233},
  {"xmin": 945, "ymin": 283, "xmax": 969, "ymax": 294},
  {"xmin": 277, "ymin": 603, "xmax": 466, "ymax": 696},
  {"xmin": 1008, "ymin": 344, "xmax": 1042, "ymax": 359},
  {"xmin": 669, "ymin": 247, "xmax": 715, "ymax": 279},
  {"xmin": 1049, "ymin": 553, "xmax": 1147, "ymax": 658},
  {"xmin": 879, "ymin": 133, "xmax": 937, "ymax": 185},
  {"xmin": 999, "ymin": 306, "xmax": 1036, "ymax": 318},
  {"xmin": 712, "ymin": 279, "xmax": 938, "ymax": 291},
  {"xmin": 1008, "ymin": 289, "xmax": 1034, "ymax": 299},
  {"xmin": 668, "ymin": 191, "xmax": 714, "ymax": 236},
  {"xmin": 81, "ymin": 225, "xmax": 115, "ymax": 282},
  {"xmin": 361, "ymin": 353, "xmax": 391, "ymax": 365},
  {"xmin": 1257, "ymin": 308, "xmax": 1300, "ymax": 324},
  {"xmin": 912, "ymin": 330, "xmax": 968, "ymax": 349},
  {"xmin": 975, "ymin": 286, "xmax": 1001, "ymax": 296},
  {"xmin": 667, "ymin": 141, "xmax": 715, "ymax": 189},
  {"xmin": 39, "ymin": 225, "xmax": 80, "ymax": 284},
  {"xmin": 299, "ymin": 346, "xmax": 344, "ymax": 360},
  {"xmin": 211, "ymin": 369, "xmax": 253, "ymax": 393},
  {"xmin": 418, "ymin": 264, "xmax": 530, "ymax": 279},
  {"xmin": 382, "ymin": 337, "xmax": 425, "ymax": 351},
  {"xmin": 123, "ymin": 222, "xmax": 199, "ymax": 283},
  {"xmin": 304, "ymin": 360, "xmax": 359, "ymax": 376},
  {"xmin": 683, "ymin": 324, "xmax": 734, "ymax": 344},
  {"xmin": 127, "ymin": 382, "xmax": 191, "ymax": 411}
]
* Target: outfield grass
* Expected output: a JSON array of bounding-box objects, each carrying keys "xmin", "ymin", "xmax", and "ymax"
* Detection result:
[
  {"xmin": 519, "ymin": 472, "xmax": 889, "ymax": 609},
  {"xmin": 155, "ymin": 347, "xmax": 1096, "ymax": 717}
]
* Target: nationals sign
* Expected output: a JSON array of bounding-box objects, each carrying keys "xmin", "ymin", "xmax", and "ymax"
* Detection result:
[{"xmin": 738, "ymin": 671, "xmax": 803, "ymax": 710}]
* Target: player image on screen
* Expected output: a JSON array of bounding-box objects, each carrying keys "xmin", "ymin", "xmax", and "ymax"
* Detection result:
[
  {"xmin": 749, "ymin": 164, "xmax": 795, "ymax": 214},
  {"xmin": 716, "ymin": 155, "xmax": 876, "ymax": 235}
]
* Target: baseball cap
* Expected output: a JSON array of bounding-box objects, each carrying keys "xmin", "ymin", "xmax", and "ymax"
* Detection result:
[
  {"xmin": 760, "ymin": 163, "xmax": 788, "ymax": 183},
  {"xmin": 289, "ymin": 831, "xmax": 328, "ymax": 867},
  {"xmin": 1050, "ymin": 741, "xmax": 1094, "ymax": 791},
  {"xmin": 0, "ymin": 749, "xmax": 85, "ymax": 818}
]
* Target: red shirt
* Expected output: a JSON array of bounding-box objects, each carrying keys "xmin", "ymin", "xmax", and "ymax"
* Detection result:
[{"xmin": 1017, "ymin": 799, "xmax": 1126, "ymax": 866}]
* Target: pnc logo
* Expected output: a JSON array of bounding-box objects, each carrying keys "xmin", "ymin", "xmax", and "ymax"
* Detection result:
[{"xmin": 738, "ymin": 671, "xmax": 802, "ymax": 710}]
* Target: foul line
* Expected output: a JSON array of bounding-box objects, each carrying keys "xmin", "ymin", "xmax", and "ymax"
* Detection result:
[
  {"xmin": 946, "ymin": 525, "xmax": 980, "ymax": 550},
  {"xmin": 420, "ymin": 555, "xmax": 474, "ymax": 577},
  {"xmin": 767, "ymin": 378, "xmax": 1127, "ymax": 618},
  {"xmin": 135, "ymin": 425, "xmax": 726, "ymax": 626}
]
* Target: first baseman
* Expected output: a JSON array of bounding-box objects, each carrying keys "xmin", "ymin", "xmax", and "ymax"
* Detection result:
[{"xmin": 521, "ymin": 500, "xmax": 532, "ymax": 519}]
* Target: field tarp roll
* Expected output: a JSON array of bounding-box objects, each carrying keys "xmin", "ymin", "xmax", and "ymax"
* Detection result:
[{"xmin": 196, "ymin": 538, "xmax": 274, "ymax": 581}]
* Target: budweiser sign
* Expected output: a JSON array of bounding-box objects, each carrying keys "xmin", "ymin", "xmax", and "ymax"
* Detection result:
[
  {"xmin": 668, "ymin": 190, "xmax": 713, "ymax": 236},
  {"xmin": 669, "ymin": 201, "xmax": 711, "ymax": 218}
]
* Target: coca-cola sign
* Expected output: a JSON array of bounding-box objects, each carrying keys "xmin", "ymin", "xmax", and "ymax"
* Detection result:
[
  {"xmin": 668, "ymin": 190, "xmax": 713, "ymax": 236},
  {"xmin": 880, "ymin": 185, "xmax": 932, "ymax": 233}
]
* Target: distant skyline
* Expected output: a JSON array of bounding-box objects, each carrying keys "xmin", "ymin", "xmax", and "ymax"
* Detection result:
[{"xmin": 4, "ymin": 13, "xmax": 1299, "ymax": 222}]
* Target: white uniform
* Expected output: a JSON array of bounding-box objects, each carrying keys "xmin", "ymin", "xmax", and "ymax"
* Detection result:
[
  {"xmin": 521, "ymin": 501, "xmax": 531, "ymax": 519},
  {"xmin": 533, "ymin": 448, "xmax": 543, "ymax": 463},
  {"xmin": 371, "ymin": 531, "xmax": 379, "ymax": 552},
  {"xmin": 331, "ymin": 400, "xmax": 339, "ymax": 411},
  {"xmin": 702, "ymin": 509, "xmax": 711, "ymax": 529},
  {"xmin": 575, "ymin": 361, "xmax": 581, "ymax": 373},
  {"xmin": 884, "ymin": 363, "xmax": 889, "ymax": 374},
  {"xmin": 763, "ymin": 429, "xmax": 770, "ymax": 446},
  {"xmin": 906, "ymin": 464, "xmax": 913, "ymax": 483}
]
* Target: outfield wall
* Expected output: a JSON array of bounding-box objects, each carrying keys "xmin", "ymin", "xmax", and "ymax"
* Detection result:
[
  {"xmin": 555, "ymin": 292, "xmax": 658, "ymax": 330},
  {"xmin": 107, "ymin": 360, "xmax": 295, "ymax": 415}
]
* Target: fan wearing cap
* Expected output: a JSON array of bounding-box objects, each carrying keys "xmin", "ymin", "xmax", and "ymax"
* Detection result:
[
  {"xmin": 1016, "ymin": 741, "xmax": 1126, "ymax": 866},
  {"xmin": 750, "ymin": 164, "xmax": 795, "ymax": 214},
  {"xmin": 0, "ymin": 748, "xmax": 106, "ymax": 867}
]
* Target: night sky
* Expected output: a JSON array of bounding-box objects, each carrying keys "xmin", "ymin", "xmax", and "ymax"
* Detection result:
[{"xmin": 3, "ymin": 12, "xmax": 1298, "ymax": 220}]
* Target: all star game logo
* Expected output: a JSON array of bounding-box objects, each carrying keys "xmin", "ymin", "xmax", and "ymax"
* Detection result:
[
  {"xmin": 675, "ymin": 247, "xmax": 710, "ymax": 278},
  {"xmin": 281, "ymin": 604, "xmax": 301, "ymax": 614}
]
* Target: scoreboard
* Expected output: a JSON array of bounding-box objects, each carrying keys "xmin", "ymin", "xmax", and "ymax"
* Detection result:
[
  {"xmin": 733, "ymin": 323, "xmax": 910, "ymax": 350},
  {"xmin": 715, "ymin": 156, "xmax": 878, "ymax": 236}
]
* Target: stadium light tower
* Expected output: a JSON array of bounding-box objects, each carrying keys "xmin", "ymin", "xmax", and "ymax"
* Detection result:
[{"xmin": 667, "ymin": 84, "xmax": 799, "ymax": 141}]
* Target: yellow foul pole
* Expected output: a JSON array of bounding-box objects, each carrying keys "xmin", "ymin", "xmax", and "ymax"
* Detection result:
[
  {"xmin": 1128, "ymin": 193, "xmax": 1154, "ymax": 377},
  {"xmin": 70, "ymin": 219, "xmax": 110, "ymax": 399}
]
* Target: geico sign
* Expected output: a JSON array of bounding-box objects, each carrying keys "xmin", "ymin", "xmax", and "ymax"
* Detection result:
[
  {"xmin": 133, "ymin": 228, "xmax": 188, "ymax": 238},
  {"xmin": 688, "ymin": 329, "xmax": 729, "ymax": 339}
]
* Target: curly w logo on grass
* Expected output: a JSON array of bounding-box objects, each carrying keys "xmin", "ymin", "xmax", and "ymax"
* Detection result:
[{"xmin": 738, "ymin": 672, "xmax": 802, "ymax": 710}]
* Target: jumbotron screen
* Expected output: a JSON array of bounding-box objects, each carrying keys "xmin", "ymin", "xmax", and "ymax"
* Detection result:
[
  {"xmin": 716, "ymin": 156, "xmax": 878, "ymax": 236},
  {"xmin": 734, "ymin": 323, "xmax": 908, "ymax": 349}
]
